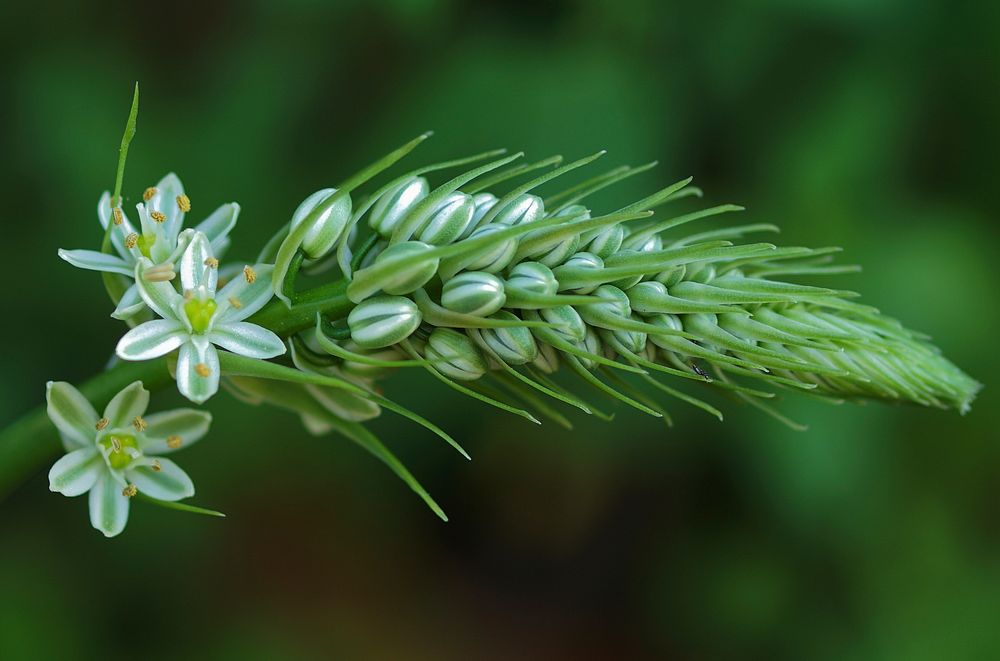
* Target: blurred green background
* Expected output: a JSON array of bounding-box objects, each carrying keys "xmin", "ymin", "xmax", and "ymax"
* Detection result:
[{"xmin": 1, "ymin": 0, "xmax": 998, "ymax": 659}]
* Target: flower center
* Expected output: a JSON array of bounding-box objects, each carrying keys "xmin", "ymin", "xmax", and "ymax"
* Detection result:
[
  {"xmin": 184, "ymin": 297, "xmax": 217, "ymax": 333},
  {"xmin": 137, "ymin": 233, "xmax": 157, "ymax": 259},
  {"xmin": 99, "ymin": 434, "xmax": 139, "ymax": 470}
]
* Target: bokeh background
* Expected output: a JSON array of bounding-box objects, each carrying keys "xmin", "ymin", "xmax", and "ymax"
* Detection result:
[{"xmin": 1, "ymin": 0, "xmax": 998, "ymax": 659}]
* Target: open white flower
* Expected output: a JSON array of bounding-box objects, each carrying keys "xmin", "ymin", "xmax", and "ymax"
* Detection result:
[
  {"xmin": 46, "ymin": 380, "xmax": 211, "ymax": 537},
  {"xmin": 116, "ymin": 231, "xmax": 286, "ymax": 403},
  {"xmin": 57, "ymin": 173, "xmax": 240, "ymax": 320}
]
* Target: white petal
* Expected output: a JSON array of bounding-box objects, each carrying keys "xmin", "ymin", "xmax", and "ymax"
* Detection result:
[
  {"xmin": 116, "ymin": 320, "xmax": 188, "ymax": 361},
  {"xmin": 180, "ymin": 232, "xmax": 218, "ymax": 295},
  {"xmin": 58, "ymin": 249, "xmax": 132, "ymax": 276},
  {"xmin": 141, "ymin": 409, "xmax": 212, "ymax": 454},
  {"xmin": 110, "ymin": 283, "xmax": 145, "ymax": 320},
  {"xmin": 149, "ymin": 173, "xmax": 186, "ymax": 245},
  {"xmin": 176, "ymin": 336, "xmax": 220, "ymax": 404},
  {"xmin": 194, "ymin": 203, "xmax": 239, "ymax": 248},
  {"xmin": 46, "ymin": 381, "xmax": 98, "ymax": 449},
  {"xmin": 49, "ymin": 448, "xmax": 103, "ymax": 497},
  {"xmin": 127, "ymin": 458, "xmax": 194, "ymax": 501},
  {"xmin": 215, "ymin": 264, "xmax": 276, "ymax": 322},
  {"xmin": 135, "ymin": 260, "xmax": 183, "ymax": 319},
  {"xmin": 88, "ymin": 472, "xmax": 130, "ymax": 537},
  {"xmin": 97, "ymin": 191, "xmax": 139, "ymax": 260},
  {"xmin": 210, "ymin": 323, "xmax": 286, "ymax": 359},
  {"xmin": 102, "ymin": 381, "xmax": 149, "ymax": 428}
]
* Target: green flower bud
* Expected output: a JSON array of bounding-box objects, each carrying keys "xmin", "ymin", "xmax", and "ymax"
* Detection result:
[
  {"xmin": 533, "ymin": 341, "xmax": 561, "ymax": 374},
  {"xmin": 609, "ymin": 249, "xmax": 644, "ymax": 289},
  {"xmin": 653, "ymin": 265, "xmax": 686, "ymax": 287},
  {"xmin": 585, "ymin": 224, "xmax": 625, "ymax": 260},
  {"xmin": 539, "ymin": 305, "xmax": 586, "ymax": 343},
  {"xmin": 415, "ymin": 192, "xmax": 475, "ymax": 245},
  {"xmin": 685, "ymin": 263, "xmax": 716, "ymax": 284},
  {"xmin": 374, "ymin": 241, "xmax": 440, "ymax": 295},
  {"xmin": 369, "ymin": 176, "xmax": 429, "ymax": 237},
  {"xmin": 458, "ymin": 193, "xmax": 500, "ymax": 240},
  {"xmin": 348, "ymin": 295, "xmax": 422, "ymax": 349},
  {"xmin": 492, "ymin": 194, "xmax": 544, "ymax": 226},
  {"xmin": 553, "ymin": 252, "xmax": 604, "ymax": 294},
  {"xmin": 468, "ymin": 311, "xmax": 538, "ymax": 365},
  {"xmin": 577, "ymin": 284, "xmax": 631, "ymax": 327},
  {"xmin": 505, "ymin": 261, "xmax": 558, "ymax": 297},
  {"xmin": 574, "ymin": 326, "xmax": 605, "ymax": 370},
  {"xmin": 623, "ymin": 231, "xmax": 662, "ymax": 253},
  {"xmin": 599, "ymin": 321, "xmax": 647, "ymax": 355},
  {"xmin": 340, "ymin": 341, "xmax": 407, "ymax": 380},
  {"xmin": 645, "ymin": 313, "xmax": 684, "ymax": 351},
  {"xmin": 441, "ymin": 271, "xmax": 507, "ymax": 317},
  {"xmin": 424, "ymin": 328, "xmax": 487, "ymax": 381},
  {"xmin": 535, "ymin": 234, "xmax": 581, "ymax": 268},
  {"xmin": 454, "ymin": 224, "xmax": 518, "ymax": 273},
  {"xmin": 289, "ymin": 188, "xmax": 353, "ymax": 259}
]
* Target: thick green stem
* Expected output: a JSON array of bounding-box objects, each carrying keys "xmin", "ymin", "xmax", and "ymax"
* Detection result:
[{"xmin": 0, "ymin": 279, "xmax": 354, "ymax": 501}]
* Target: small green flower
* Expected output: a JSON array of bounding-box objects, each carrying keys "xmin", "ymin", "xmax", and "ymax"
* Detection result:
[
  {"xmin": 348, "ymin": 295, "xmax": 423, "ymax": 349},
  {"xmin": 46, "ymin": 380, "xmax": 211, "ymax": 537},
  {"xmin": 115, "ymin": 232, "xmax": 285, "ymax": 403},
  {"xmin": 440, "ymin": 271, "xmax": 507, "ymax": 316},
  {"xmin": 288, "ymin": 187, "xmax": 353, "ymax": 259}
]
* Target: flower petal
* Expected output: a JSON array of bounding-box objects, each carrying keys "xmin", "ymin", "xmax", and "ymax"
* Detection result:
[
  {"xmin": 135, "ymin": 259, "xmax": 183, "ymax": 319},
  {"xmin": 97, "ymin": 191, "xmax": 139, "ymax": 260},
  {"xmin": 149, "ymin": 173, "xmax": 186, "ymax": 245},
  {"xmin": 48, "ymin": 448, "xmax": 103, "ymax": 497},
  {"xmin": 194, "ymin": 203, "xmax": 239, "ymax": 252},
  {"xmin": 127, "ymin": 458, "xmax": 194, "ymax": 501},
  {"xmin": 210, "ymin": 323, "xmax": 286, "ymax": 359},
  {"xmin": 102, "ymin": 381, "xmax": 149, "ymax": 428},
  {"xmin": 88, "ymin": 472, "xmax": 130, "ymax": 538},
  {"xmin": 110, "ymin": 283, "xmax": 145, "ymax": 320},
  {"xmin": 215, "ymin": 264, "xmax": 276, "ymax": 322},
  {"xmin": 141, "ymin": 409, "xmax": 212, "ymax": 454},
  {"xmin": 57, "ymin": 249, "xmax": 132, "ymax": 276},
  {"xmin": 176, "ymin": 336, "xmax": 220, "ymax": 404},
  {"xmin": 180, "ymin": 232, "xmax": 218, "ymax": 295},
  {"xmin": 46, "ymin": 381, "xmax": 98, "ymax": 449},
  {"xmin": 116, "ymin": 320, "xmax": 188, "ymax": 361}
]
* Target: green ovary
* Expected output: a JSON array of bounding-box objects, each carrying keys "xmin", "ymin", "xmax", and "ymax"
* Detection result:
[
  {"xmin": 136, "ymin": 233, "xmax": 156, "ymax": 259},
  {"xmin": 99, "ymin": 434, "xmax": 139, "ymax": 470},
  {"xmin": 184, "ymin": 298, "xmax": 217, "ymax": 333}
]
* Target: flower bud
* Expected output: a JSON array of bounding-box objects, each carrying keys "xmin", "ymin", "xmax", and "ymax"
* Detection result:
[
  {"xmin": 534, "ymin": 234, "xmax": 581, "ymax": 268},
  {"xmin": 468, "ymin": 311, "xmax": 539, "ymax": 365},
  {"xmin": 599, "ymin": 322, "xmax": 647, "ymax": 355},
  {"xmin": 348, "ymin": 295, "xmax": 422, "ymax": 349},
  {"xmin": 373, "ymin": 241, "xmax": 440, "ymax": 295},
  {"xmin": 492, "ymin": 194, "xmax": 544, "ymax": 226},
  {"xmin": 533, "ymin": 341, "xmax": 560, "ymax": 374},
  {"xmin": 539, "ymin": 305, "xmax": 587, "ymax": 343},
  {"xmin": 441, "ymin": 271, "xmax": 507, "ymax": 317},
  {"xmin": 622, "ymin": 231, "xmax": 662, "ymax": 253},
  {"xmin": 369, "ymin": 176, "xmax": 429, "ymax": 237},
  {"xmin": 646, "ymin": 313, "xmax": 684, "ymax": 351},
  {"xmin": 609, "ymin": 249, "xmax": 644, "ymax": 289},
  {"xmin": 424, "ymin": 328, "xmax": 487, "ymax": 381},
  {"xmin": 289, "ymin": 188, "xmax": 353, "ymax": 259},
  {"xmin": 553, "ymin": 252, "xmax": 604, "ymax": 294},
  {"xmin": 585, "ymin": 224, "xmax": 625, "ymax": 260},
  {"xmin": 457, "ymin": 193, "xmax": 500, "ymax": 240},
  {"xmin": 577, "ymin": 284, "xmax": 631, "ymax": 327},
  {"xmin": 653, "ymin": 265, "xmax": 686, "ymax": 287},
  {"xmin": 340, "ymin": 341, "xmax": 407, "ymax": 380},
  {"xmin": 446, "ymin": 224, "xmax": 517, "ymax": 275},
  {"xmin": 575, "ymin": 326, "xmax": 605, "ymax": 370},
  {"xmin": 685, "ymin": 263, "xmax": 716, "ymax": 284},
  {"xmin": 415, "ymin": 192, "xmax": 475, "ymax": 245},
  {"xmin": 505, "ymin": 261, "xmax": 558, "ymax": 297}
]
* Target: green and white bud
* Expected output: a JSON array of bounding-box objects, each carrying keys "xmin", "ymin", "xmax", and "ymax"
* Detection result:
[
  {"xmin": 537, "ymin": 305, "xmax": 587, "ymax": 344},
  {"xmin": 585, "ymin": 224, "xmax": 625, "ymax": 260},
  {"xmin": 653, "ymin": 265, "xmax": 686, "ymax": 287},
  {"xmin": 533, "ymin": 341, "xmax": 561, "ymax": 374},
  {"xmin": 458, "ymin": 193, "xmax": 500, "ymax": 239},
  {"xmin": 577, "ymin": 284, "xmax": 631, "ymax": 327},
  {"xmin": 348, "ymin": 295, "xmax": 422, "ymax": 349},
  {"xmin": 574, "ymin": 326, "xmax": 605, "ymax": 370},
  {"xmin": 289, "ymin": 188, "xmax": 353, "ymax": 259},
  {"xmin": 553, "ymin": 252, "xmax": 604, "ymax": 294},
  {"xmin": 441, "ymin": 271, "xmax": 507, "ymax": 317},
  {"xmin": 442, "ymin": 224, "xmax": 517, "ymax": 277},
  {"xmin": 492, "ymin": 194, "xmax": 544, "ymax": 226},
  {"xmin": 424, "ymin": 328, "xmax": 487, "ymax": 381},
  {"xmin": 369, "ymin": 176, "xmax": 430, "ymax": 237},
  {"xmin": 372, "ymin": 241, "xmax": 439, "ymax": 295},
  {"xmin": 505, "ymin": 261, "xmax": 558, "ymax": 297},
  {"xmin": 415, "ymin": 192, "xmax": 475, "ymax": 245},
  {"xmin": 468, "ymin": 311, "xmax": 539, "ymax": 365}
]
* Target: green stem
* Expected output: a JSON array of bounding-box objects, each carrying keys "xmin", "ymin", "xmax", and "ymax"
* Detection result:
[{"xmin": 0, "ymin": 278, "xmax": 354, "ymax": 501}]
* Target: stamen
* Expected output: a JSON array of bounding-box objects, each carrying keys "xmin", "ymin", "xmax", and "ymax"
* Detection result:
[
  {"xmin": 111, "ymin": 437, "xmax": 122, "ymax": 452},
  {"xmin": 132, "ymin": 416, "xmax": 147, "ymax": 432},
  {"xmin": 112, "ymin": 207, "xmax": 124, "ymax": 225},
  {"xmin": 143, "ymin": 263, "xmax": 176, "ymax": 282},
  {"xmin": 122, "ymin": 484, "xmax": 138, "ymax": 498},
  {"xmin": 228, "ymin": 296, "xmax": 243, "ymax": 309},
  {"xmin": 243, "ymin": 265, "xmax": 257, "ymax": 284},
  {"xmin": 143, "ymin": 187, "xmax": 157, "ymax": 202},
  {"xmin": 95, "ymin": 418, "xmax": 109, "ymax": 431},
  {"xmin": 125, "ymin": 233, "xmax": 139, "ymax": 249},
  {"xmin": 204, "ymin": 257, "xmax": 219, "ymax": 268},
  {"xmin": 150, "ymin": 210, "xmax": 166, "ymax": 223},
  {"xmin": 166, "ymin": 435, "xmax": 183, "ymax": 449},
  {"xmin": 183, "ymin": 289, "xmax": 194, "ymax": 300},
  {"xmin": 195, "ymin": 363, "xmax": 211, "ymax": 377},
  {"xmin": 177, "ymin": 194, "xmax": 191, "ymax": 212},
  {"xmin": 151, "ymin": 460, "xmax": 162, "ymax": 472}
]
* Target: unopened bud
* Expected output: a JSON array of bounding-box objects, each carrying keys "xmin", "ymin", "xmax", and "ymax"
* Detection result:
[{"xmin": 348, "ymin": 295, "xmax": 422, "ymax": 349}]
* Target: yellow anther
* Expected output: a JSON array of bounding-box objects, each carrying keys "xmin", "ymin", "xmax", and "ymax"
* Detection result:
[
  {"xmin": 125, "ymin": 233, "xmax": 139, "ymax": 249},
  {"xmin": 151, "ymin": 460, "xmax": 162, "ymax": 472},
  {"xmin": 122, "ymin": 484, "xmax": 138, "ymax": 498},
  {"xmin": 166, "ymin": 435, "xmax": 183, "ymax": 449},
  {"xmin": 150, "ymin": 210, "xmax": 166, "ymax": 223},
  {"xmin": 95, "ymin": 418, "xmax": 109, "ymax": 431},
  {"xmin": 143, "ymin": 187, "xmax": 157, "ymax": 202},
  {"xmin": 177, "ymin": 194, "xmax": 191, "ymax": 213},
  {"xmin": 112, "ymin": 207, "xmax": 124, "ymax": 225},
  {"xmin": 111, "ymin": 437, "xmax": 122, "ymax": 452},
  {"xmin": 228, "ymin": 296, "xmax": 243, "ymax": 309},
  {"xmin": 132, "ymin": 416, "xmax": 147, "ymax": 433},
  {"xmin": 195, "ymin": 363, "xmax": 211, "ymax": 377},
  {"xmin": 243, "ymin": 265, "xmax": 257, "ymax": 284},
  {"xmin": 183, "ymin": 289, "xmax": 194, "ymax": 300},
  {"xmin": 204, "ymin": 257, "xmax": 219, "ymax": 268}
]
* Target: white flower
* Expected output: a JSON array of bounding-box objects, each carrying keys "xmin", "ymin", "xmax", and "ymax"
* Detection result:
[
  {"xmin": 46, "ymin": 380, "xmax": 211, "ymax": 537},
  {"xmin": 57, "ymin": 173, "xmax": 240, "ymax": 320},
  {"xmin": 116, "ymin": 232, "xmax": 286, "ymax": 403}
]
